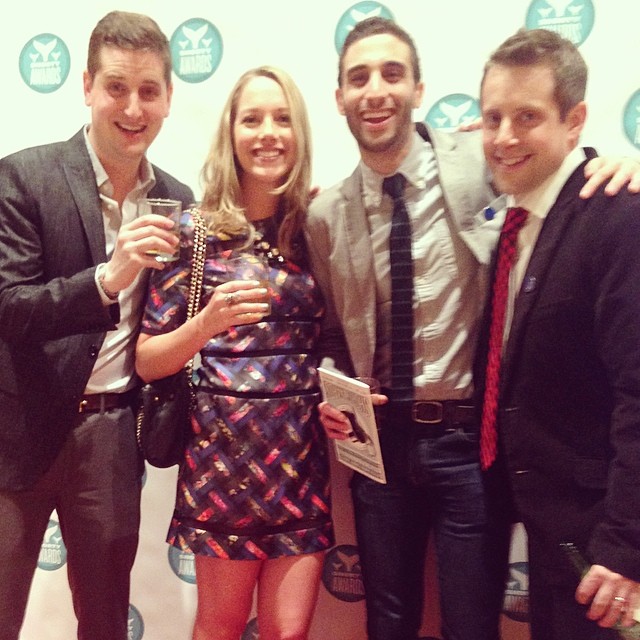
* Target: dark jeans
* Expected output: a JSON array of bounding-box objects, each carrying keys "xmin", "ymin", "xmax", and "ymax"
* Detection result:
[
  {"xmin": 351, "ymin": 422, "xmax": 509, "ymax": 640},
  {"xmin": 0, "ymin": 405, "xmax": 142, "ymax": 640}
]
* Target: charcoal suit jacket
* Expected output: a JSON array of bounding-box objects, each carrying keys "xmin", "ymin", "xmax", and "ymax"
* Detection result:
[{"xmin": 0, "ymin": 129, "xmax": 194, "ymax": 490}]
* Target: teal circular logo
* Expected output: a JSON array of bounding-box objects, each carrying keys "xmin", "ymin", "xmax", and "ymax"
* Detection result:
[
  {"xmin": 424, "ymin": 93, "xmax": 481, "ymax": 131},
  {"xmin": 334, "ymin": 2, "xmax": 395, "ymax": 53},
  {"xmin": 168, "ymin": 546, "xmax": 197, "ymax": 584},
  {"xmin": 623, "ymin": 89, "xmax": 640, "ymax": 150},
  {"xmin": 128, "ymin": 604, "xmax": 144, "ymax": 640},
  {"xmin": 170, "ymin": 18, "xmax": 223, "ymax": 83},
  {"xmin": 321, "ymin": 544, "xmax": 364, "ymax": 602},
  {"xmin": 19, "ymin": 33, "xmax": 70, "ymax": 93},
  {"xmin": 525, "ymin": 0, "xmax": 595, "ymax": 46},
  {"xmin": 503, "ymin": 561, "xmax": 529, "ymax": 623},
  {"xmin": 37, "ymin": 518, "xmax": 67, "ymax": 571}
]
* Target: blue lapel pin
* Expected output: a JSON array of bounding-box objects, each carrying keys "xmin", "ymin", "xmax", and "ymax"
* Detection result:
[
  {"xmin": 523, "ymin": 275, "xmax": 537, "ymax": 293},
  {"xmin": 484, "ymin": 206, "xmax": 496, "ymax": 221}
]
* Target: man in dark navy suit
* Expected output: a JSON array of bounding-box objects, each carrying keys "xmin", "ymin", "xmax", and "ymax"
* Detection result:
[{"xmin": 478, "ymin": 28, "xmax": 640, "ymax": 640}]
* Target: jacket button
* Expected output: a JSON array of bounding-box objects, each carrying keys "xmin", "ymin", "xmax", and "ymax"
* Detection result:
[{"xmin": 89, "ymin": 345, "xmax": 99, "ymax": 358}]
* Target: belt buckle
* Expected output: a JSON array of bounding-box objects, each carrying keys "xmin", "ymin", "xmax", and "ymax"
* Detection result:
[{"xmin": 412, "ymin": 401, "xmax": 444, "ymax": 424}]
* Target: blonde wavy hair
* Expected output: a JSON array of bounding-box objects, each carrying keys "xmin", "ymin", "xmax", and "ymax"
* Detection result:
[{"xmin": 199, "ymin": 66, "xmax": 312, "ymax": 262}]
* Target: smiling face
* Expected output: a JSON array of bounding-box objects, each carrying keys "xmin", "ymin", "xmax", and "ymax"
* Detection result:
[
  {"xmin": 337, "ymin": 33, "xmax": 424, "ymax": 173},
  {"xmin": 233, "ymin": 75, "xmax": 297, "ymax": 191},
  {"xmin": 83, "ymin": 45, "xmax": 171, "ymax": 176},
  {"xmin": 481, "ymin": 62, "xmax": 585, "ymax": 198}
]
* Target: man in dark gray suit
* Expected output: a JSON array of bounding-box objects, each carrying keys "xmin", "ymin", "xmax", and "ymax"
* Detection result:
[{"xmin": 0, "ymin": 11, "xmax": 193, "ymax": 640}]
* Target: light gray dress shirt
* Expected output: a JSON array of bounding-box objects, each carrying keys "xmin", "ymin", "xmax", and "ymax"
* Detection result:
[{"xmin": 362, "ymin": 132, "xmax": 486, "ymax": 400}]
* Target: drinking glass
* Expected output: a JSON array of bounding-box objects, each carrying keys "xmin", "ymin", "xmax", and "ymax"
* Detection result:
[{"xmin": 139, "ymin": 198, "xmax": 182, "ymax": 262}]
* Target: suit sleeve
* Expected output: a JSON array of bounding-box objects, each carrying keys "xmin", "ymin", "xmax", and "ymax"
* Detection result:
[
  {"xmin": 586, "ymin": 191, "xmax": 640, "ymax": 581},
  {"xmin": 305, "ymin": 201, "xmax": 355, "ymax": 376},
  {"xmin": 0, "ymin": 152, "xmax": 118, "ymax": 343}
]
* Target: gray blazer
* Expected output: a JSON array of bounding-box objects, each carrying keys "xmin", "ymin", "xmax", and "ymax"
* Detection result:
[
  {"xmin": 305, "ymin": 124, "xmax": 504, "ymax": 378},
  {"xmin": 0, "ymin": 129, "xmax": 194, "ymax": 490}
]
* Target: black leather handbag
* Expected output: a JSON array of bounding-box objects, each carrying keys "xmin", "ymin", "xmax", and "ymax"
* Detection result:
[{"xmin": 136, "ymin": 209, "xmax": 207, "ymax": 468}]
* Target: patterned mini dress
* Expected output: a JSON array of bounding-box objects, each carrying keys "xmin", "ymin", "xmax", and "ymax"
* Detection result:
[{"xmin": 141, "ymin": 211, "xmax": 334, "ymax": 559}]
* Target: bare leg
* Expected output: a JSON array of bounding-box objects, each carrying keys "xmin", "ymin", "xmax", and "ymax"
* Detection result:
[
  {"xmin": 256, "ymin": 552, "xmax": 324, "ymax": 640},
  {"xmin": 192, "ymin": 556, "xmax": 260, "ymax": 640}
]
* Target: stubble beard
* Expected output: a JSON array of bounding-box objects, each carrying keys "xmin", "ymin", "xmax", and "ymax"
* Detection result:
[{"xmin": 348, "ymin": 111, "xmax": 413, "ymax": 157}]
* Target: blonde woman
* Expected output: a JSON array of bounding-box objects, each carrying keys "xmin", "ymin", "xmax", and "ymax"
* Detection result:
[{"xmin": 136, "ymin": 67, "xmax": 333, "ymax": 640}]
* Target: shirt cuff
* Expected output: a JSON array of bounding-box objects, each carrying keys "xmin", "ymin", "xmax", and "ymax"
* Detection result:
[{"xmin": 95, "ymin": 263, "xmax": 119, "ymax": 305}]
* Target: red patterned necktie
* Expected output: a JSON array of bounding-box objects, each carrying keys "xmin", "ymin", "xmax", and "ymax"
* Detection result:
[{"xmin": 480, "ymin": 206, "xmax": 529, "ymax": 470}]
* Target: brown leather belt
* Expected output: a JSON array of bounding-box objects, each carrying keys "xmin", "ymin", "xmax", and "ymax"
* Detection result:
[
  {"xmin": 78, "ymin": 391, "xmax": 135, "ymax": 414},
  {"xmin": 410, "ymin": 400, "xmax": 475, "ymax": 425},
  {"xmin": 383, "ymin": 399, "xmax": 477, "ymax": 438}
]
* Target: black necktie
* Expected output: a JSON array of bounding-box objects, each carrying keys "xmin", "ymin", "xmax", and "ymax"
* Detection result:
[{"xmin": 383, "ymin": 173, "xmax": 414, "ymax": 403}]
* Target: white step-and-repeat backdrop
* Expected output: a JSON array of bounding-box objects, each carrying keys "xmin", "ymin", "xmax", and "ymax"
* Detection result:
[{"xmin": 3, "ymin": 1, "xmax": 638, "ymax": 638}]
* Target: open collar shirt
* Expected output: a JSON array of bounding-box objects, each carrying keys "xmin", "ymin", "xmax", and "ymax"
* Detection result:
[
  {"xmin": 361, "ymin": 131, "xmax": 484, "ymax": 401},
  {"xmin": 83, "ymin": 126, "xmax": 155, "ymax": 393}
]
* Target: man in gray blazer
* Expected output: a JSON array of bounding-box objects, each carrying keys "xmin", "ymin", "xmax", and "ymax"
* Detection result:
[
  {"xmin": 0, "ymin": 11, "xmax": 193, "ymax": 640},
  {"xmin": 305, "ymin": 16, "xmax": 638, "ymax": 640}
]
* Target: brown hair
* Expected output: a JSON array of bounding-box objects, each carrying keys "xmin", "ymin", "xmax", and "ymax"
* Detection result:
[
  {"xmin": 87, "ymin": 11, "xmax": 172, "ymax": 86},
  {"xmin": 482, "ymin": 28, "xmax": 587, "ymax": 120},
  {"xmin": 338, "ymin": 17, "xmax": 421, "ymax": 86}
]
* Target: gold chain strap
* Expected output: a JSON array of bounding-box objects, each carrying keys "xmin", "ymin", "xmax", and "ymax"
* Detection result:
[{"xmin": 184, "ymin": 209, "xmax": 207, "ymax": 391}]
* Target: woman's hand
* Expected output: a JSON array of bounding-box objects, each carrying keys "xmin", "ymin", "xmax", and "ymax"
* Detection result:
[{"xmin": 194, "ymin": 279, "xmax": 270, "ymax": 337}]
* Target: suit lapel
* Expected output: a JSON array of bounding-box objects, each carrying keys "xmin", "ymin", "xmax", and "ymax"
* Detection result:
[
  {"xmin": 501, "ymin": 164, "xmax": 587, "ymax": 384},
  {"xmin": 429, "ymin": 125, "xmax": 504, "ymax": 265},
  {"xmin": 61, "ymin": 131, "xmax": 107, "ymax": 264},
  {"xmin": 339, "ymin": 168, "xmax": 378, "ymax": 372}
]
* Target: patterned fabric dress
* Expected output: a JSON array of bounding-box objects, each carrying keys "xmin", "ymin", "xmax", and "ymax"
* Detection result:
[{"xmin": 141, "ymin": 211, "xmax": 334, "ymax": 560}]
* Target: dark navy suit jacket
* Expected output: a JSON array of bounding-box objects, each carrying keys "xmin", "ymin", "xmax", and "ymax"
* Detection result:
[{"xmin": 477, "ymin": 151, "xmax": 640, "ymax": 584}]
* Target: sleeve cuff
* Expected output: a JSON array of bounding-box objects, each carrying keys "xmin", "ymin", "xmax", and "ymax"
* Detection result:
[{"xmin": 95, "ymin": 263, "xmax": 120, "ymax": 304}]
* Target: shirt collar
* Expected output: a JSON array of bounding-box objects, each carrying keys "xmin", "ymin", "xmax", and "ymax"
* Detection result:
[
  {"xmin": 82, "ymin": 124, "xmax": 156, "ymax": 199},
  {"xmin": 508, "ymin": 146, "xmax": 586, "ymax": 222},
  {"xmin": 361, "ymin": 130, "xmax": 430, "ymax": 209}
]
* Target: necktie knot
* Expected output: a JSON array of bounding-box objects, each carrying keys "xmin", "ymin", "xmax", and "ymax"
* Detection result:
[
  {"xmin": 383, "ymin": 173, "xmax": 406, "ymax": 201},
  {"xmin": 503, "ymin": 206, "xmax": 529, "ymax": 237}
]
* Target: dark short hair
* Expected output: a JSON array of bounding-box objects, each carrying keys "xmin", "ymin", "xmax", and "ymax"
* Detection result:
[
  {"xmin": 481, "ymin": 28, "xmax": 587, "ymax": 120},
  {"xmin": 338, "ymin": 17, "xmax": 421, "ymax": 86},
  {"xmin": 87, "ymin": 10, "xmax": 172, "ymax": 86}
]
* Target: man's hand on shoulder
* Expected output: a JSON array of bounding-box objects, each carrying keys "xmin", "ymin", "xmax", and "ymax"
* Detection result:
[{"xmin": 581, "ymin": 156, "xmax": 640, "ymax": 199}]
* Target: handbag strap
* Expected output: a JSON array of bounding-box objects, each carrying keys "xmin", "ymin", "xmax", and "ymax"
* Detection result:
[
  {"xmin": 184, "ymin": 209, "xmax": 207, "ymax": 388},
  {"xmin": 185, "ymin": 209, "xmax": 207, "ymax": 322}
]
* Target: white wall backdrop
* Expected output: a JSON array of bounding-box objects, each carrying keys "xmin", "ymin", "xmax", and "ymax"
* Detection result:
[{"xmin": 3, "ymin": 1, "xmax": 638, "ymax": 638}]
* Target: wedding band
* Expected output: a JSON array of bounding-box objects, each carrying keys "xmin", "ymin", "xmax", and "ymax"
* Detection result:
[
  {"xmin": 614, "ymin": 596, "xmax": 627, "ymax": 603},
  {"xmin": 224, "ymin": 292, "xmax": 237, "ymax": 306}
]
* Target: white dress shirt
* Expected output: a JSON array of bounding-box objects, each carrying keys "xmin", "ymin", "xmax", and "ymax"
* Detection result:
[
  {"xmin": 82, "ymin": 127, "xmax": 156, "ymax": 393},
  {"xmin": 503, "ymin": 146, "xmax": 586, "ymax": 343}
]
